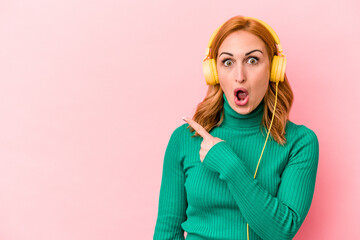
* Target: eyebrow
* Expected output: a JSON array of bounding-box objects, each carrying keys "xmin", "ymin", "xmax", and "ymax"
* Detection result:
[{"xmin": 219, "ymin": 49, "xmax": 263, "ymax": 57}]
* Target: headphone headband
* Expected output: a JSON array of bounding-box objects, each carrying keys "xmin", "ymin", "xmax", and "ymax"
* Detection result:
[{"xmin": 205, "ymin": 16, "xmax": 284, "ymax": 57}]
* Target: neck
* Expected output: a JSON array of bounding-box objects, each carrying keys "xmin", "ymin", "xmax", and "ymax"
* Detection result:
[{"xmin": 220, "ymin": 92, "xmax": 265, "ymax": 130}]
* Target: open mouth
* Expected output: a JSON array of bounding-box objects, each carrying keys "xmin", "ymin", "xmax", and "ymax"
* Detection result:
[
  {"xmin": 234, "ymin": 88, "xmax": 249, "ymax": 106},
  {"xmin": 234, "ymin": 88, "xmax": 248, "ymax": 100},
  {"xmin": 237, "ymin": 91, "xmax": 247, "ymax": 100}
]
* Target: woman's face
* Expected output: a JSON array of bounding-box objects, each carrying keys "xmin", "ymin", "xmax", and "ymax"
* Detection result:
[{"xmin": 216, "ymin": 30, "xmax": 270, "ymax": 115}]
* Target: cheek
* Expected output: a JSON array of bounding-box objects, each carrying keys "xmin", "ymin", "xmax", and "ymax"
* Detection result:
[
  {"xmin": 252, "ymin": 73, "xmax": 269, "ymax": 98},
  {"xmin": 218, "ymin": 70, "xmax": 231, "ymax": 88},
  {"xmin": 255, "ymin": 66, "xmax": 270, "ymax": 86},
  {"xmin": 217, "ymin": 67, "xmax": 227, "ymax": 79},
  {"xmin": 261, "ymin": 81, "xmax": 270, "ymax": 95}
]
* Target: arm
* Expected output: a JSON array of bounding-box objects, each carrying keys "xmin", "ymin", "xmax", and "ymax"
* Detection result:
[
  {"xmin": 202, "ymin": 125, "xmax": 319, "ymax": 240},
  {"xmin": 153, "ymin": 127, "xmax": 187, "ymax": 240}
]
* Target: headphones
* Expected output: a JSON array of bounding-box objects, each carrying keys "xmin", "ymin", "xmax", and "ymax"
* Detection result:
[
  {"xmin": 202, "ymin": 16, "xmax": 286, "ymax": 240},
  {"xmin": 202, "ymin": 16, "xmax": 287, "ymax": 85}
]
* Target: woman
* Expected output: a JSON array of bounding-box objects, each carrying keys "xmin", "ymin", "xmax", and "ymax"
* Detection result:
[{"xmin": 153, "ymin": 15, "xmax": 319, "ymax": 240}]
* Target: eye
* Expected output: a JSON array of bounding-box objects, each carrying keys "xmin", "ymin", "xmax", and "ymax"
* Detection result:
[
  {"xmin": 222, "ymin": 59, "xmax": 233, "ymax": 67},
  {"xmin": 247, "ymin": 57, "xmax": 259, "ymax": 65}
]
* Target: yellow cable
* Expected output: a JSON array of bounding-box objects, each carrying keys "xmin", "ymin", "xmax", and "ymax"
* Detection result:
[{"xmin": 247, "ymin": 81, "xmax": 279, "ymax": 240}]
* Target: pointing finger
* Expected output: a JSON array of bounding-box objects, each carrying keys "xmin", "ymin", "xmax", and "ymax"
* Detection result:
[{"xmin": 183, "ymin": 117, "xmax": 212, "ymax": 139}]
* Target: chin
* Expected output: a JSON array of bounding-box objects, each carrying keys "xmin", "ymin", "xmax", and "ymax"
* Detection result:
[
  {"xmin": 233, "ymin": 104, "xmax": 252, "ymax": 115},
  {"xmin": 236, "ymin": 108, "xmax": 251, "ymax": 115}
]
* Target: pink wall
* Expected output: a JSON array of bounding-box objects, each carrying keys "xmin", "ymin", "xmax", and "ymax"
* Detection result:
[{"xmin": 0, "ymin": 0, "xmax": 359, "ymax": 239}]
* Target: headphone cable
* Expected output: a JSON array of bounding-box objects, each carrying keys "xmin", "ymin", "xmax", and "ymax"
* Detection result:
[{"xmin": 247, "ymin": 81, "xmax": 279, "ymax": 240}]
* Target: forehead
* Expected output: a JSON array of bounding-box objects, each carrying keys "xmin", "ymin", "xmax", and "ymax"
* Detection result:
[{"xmin": 218, "ymin": 30, "xmax": 266, "ymax": 55}]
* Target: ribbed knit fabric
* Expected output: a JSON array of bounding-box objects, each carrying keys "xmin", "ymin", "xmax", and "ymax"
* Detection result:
[{"xmin": 153, "ymin": 93, "xmax": 319, "ymax": 240}]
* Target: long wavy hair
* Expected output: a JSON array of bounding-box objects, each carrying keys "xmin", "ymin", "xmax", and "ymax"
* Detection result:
[{"xmin": 188, "ymin": 15, "xmax": 294, "ymax": 145}]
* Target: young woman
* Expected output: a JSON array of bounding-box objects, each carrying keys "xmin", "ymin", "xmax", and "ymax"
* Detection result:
[{"xmin": 154, "ymin": 15, "xmax": 319, "ymax": 240}]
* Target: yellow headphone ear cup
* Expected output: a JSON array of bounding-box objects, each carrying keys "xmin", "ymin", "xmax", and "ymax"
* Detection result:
[
  {"xmin": 202, "ymin": 59, "xmax": 219, "ymax": 85},
  {"xmin": 270, "ymin": 55, "xmax": 287, "ymax": 83}
]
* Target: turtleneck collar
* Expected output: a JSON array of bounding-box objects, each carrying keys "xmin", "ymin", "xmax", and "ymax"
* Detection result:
[{"xmin": 220, "ymin": 92, "xmax": 265, "ymax": 129}]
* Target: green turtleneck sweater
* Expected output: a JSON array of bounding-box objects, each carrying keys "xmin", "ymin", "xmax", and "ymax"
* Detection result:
[{"xmin": 153, "ymin": 93, "xmax": 319, "ymax": 240}]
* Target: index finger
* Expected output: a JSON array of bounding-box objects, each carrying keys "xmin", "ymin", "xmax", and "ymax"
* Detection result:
[{"xmin": 183, "ymin": 117, "xmax": 212, "ymax": 139}]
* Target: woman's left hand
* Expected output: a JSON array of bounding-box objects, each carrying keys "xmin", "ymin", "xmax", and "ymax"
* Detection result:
[{"xmin": 183, "ymin": 117, "xmax": 225, "ymax": 162}]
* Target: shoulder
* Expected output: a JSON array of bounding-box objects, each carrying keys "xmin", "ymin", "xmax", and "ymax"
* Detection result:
[
  {"xmin": 167, "ymin": 123, "xmax": 191, "ymax": 148},
  {"xmin": 165, "ymin": 124, "xmax": 192, "ymax": 166},
  {"xmin": 170, "ymin": 122, "xmax": 196, "ymax": 139},
  {"xmin": 285, "ymin": 120, "xmax": 318, "ymax": 142},
  {"xmin": 169, "ymin": 123, "xmax": 190, "ymax": 138},
  {"xmin": 285, "ymin": 120, "xmax": 319, "ymax": 157},
  {"xmin": 167, "ymin": 124, "xmax": 185, "ymax": 144}
]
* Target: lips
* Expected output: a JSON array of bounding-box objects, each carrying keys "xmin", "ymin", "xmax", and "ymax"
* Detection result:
[
  {"xmin": 234, "ymin": 87, "xmax": 249, "ymax": 98},
  {"xmin": 233, "ymin": 87, "xmax": 249, "ymax": 106}
]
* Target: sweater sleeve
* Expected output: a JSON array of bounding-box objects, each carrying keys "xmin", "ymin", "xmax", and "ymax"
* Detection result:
[
  {"xmin": 153, "ymin": 127, "xmax": 187, "ymax": 240},
  {"xmin": 202, "ymin": 125, "xmax": 319, "ymax": 240}
]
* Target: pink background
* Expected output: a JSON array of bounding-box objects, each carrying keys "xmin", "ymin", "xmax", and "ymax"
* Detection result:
[{"xmin": 0, "ymin": 0, "xmax": 359, "ymax": 239}]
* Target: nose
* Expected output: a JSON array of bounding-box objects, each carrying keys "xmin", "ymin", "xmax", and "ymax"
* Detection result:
[{"xmin": 235, "ymin": 63, "xmax": 246, "ymax": 83}]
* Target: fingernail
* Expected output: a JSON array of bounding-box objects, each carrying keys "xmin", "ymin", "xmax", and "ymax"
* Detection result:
[{"xmin": 182, "ymin": 116, "xmax": 187, "ymax": 121}]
